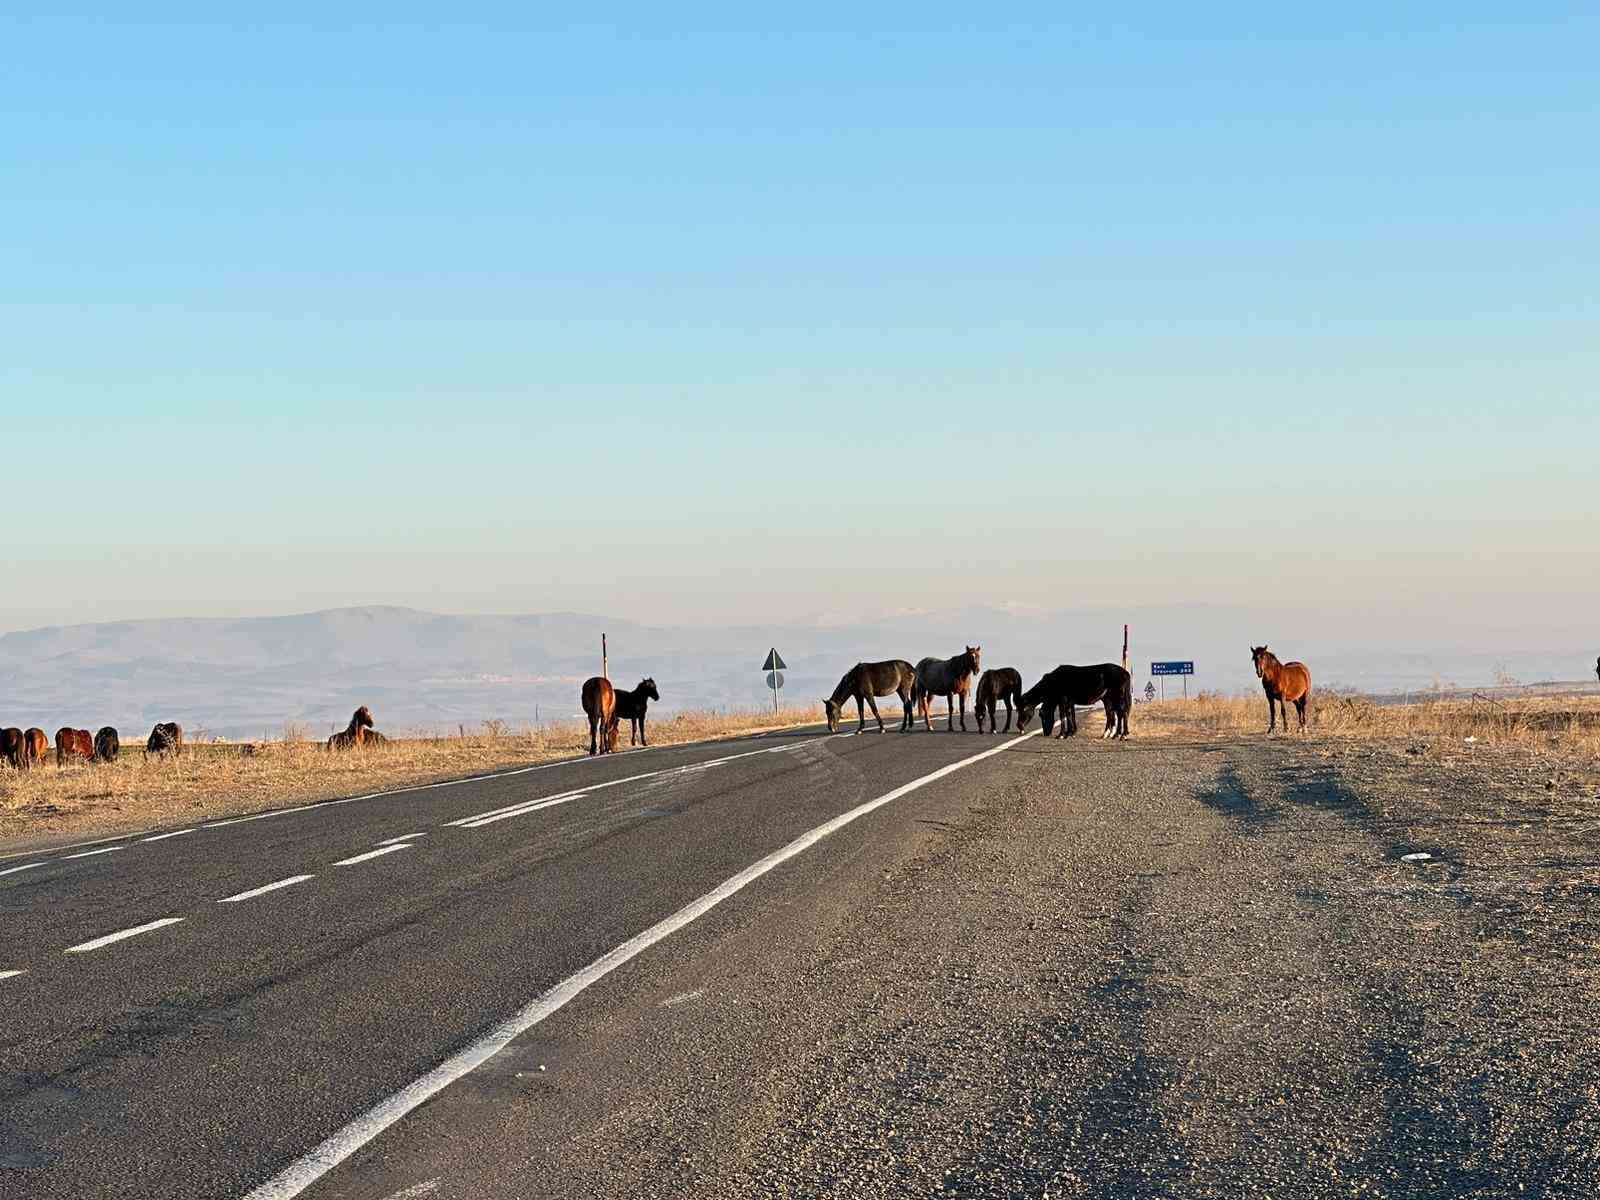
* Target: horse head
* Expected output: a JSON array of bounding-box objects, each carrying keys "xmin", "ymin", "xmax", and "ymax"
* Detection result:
[
  {"xmin": 353, "ymin": 705, "xmax": 375, "ymax": 729},
  {"xmin": 1250, "ymin": 646, "xmax": 1273, "ymax": 678},
  {"xmin": 966, "ymin": 645, "xmax": 981, "ymax": 674},
  {"xmin": 823, "ymin": 698, "xmax": 841, "ymax": 732},
  {"xmin": 640, "ymin": 678, "xmax": 660, "ymax": 702}
]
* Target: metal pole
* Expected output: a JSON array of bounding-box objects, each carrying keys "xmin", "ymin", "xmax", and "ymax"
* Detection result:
[
  {"xmin": 602, "ymin": 633, "xmax": 608, "ymax": 681},
  {"xmin": 1122, "ymin": 624, "xmax": 1129, "ymax": 676}
]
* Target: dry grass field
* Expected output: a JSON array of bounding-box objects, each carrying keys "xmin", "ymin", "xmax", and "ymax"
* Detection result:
[
  {"xmin": 0, "ymin": 708, "xmax": 827, "ymax": 847},
  {"xmin": 1138, "ymin": 689, "xmax": 1600, "ymax": 798}
]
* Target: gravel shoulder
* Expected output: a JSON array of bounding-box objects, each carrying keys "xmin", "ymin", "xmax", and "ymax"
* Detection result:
[{"xmin": 308, "ymin": 733, "xmax": 1600, "ymax": 1199}]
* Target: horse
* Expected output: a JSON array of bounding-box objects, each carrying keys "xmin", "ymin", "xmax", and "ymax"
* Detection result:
[
  {"xmin": 613, "ymin": 678, "xmax": 660, "ymax": 747},
  {"xmin": 1251, "ymin": 645, "xmax": 1311, "ymax": 733},
  {"xmin": 147, "ymin": 722, "xmax": 184, "ymax": 756},
  {"xmin": 913, "ymin": 647, "xmax": 982, "ymax": 732},
  {"xmin": 55, "ymin": 728, "xmax": 94, "ymax": 767},
  {"xmin": 823, "ymin": 660, "xmax": 918, "ymax": 733},
  {"xmin": 1018, "ymin": 664, "xmax": 1132, "ymax": 739},
  {"xmin": 328, "ymin": 706, "xmax": 375, "ymax": 751},
  {"xmin": 21, "ymin": 728, "xmax": 49, "ymax": 769},
  {"xmin": 1, "ymin": 728, "xmax": 23, "ymax": 769},
  {"xmin": 94, "ymin": 726, "xmax": 120, "ymax": 762},
  {"xmin": 973, "ymin": 667, "xmax": 1024, "ymax": 734},
  {"xmin": 581, "ymin": 677, "xmax": 618, "ymax": 756}
]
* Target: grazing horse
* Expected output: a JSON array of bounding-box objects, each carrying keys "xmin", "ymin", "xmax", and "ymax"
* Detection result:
[
  {"xmin": 1018, "ymin": 664, "xmax": 1132, "ymax": 739},
  {"xmin": 21, "ymin": 728, "xmax": 49, "ymax": 769},
  {"xmin": 581, "ymin": 677, "xmax": 618, "ymax": 756},
  {"xmin": 1251, "ymin": 645, "xmax": 1311, "ymax": 733},
  {"xmin": 328, "ymin": 705, "xmax": 376, "ymax": 751},
  {"xmin": 973, "ymin": 667, "xmax": 1024, "ymax": 734},
  {"xmin": 1, "ymin": 727, "xmax": 23, "ymax": 769},
  {"xmin": 914, "ymin": 647, "xmax": 982, "ymax": 732},
  {"xmin": 94, "ymin": 727, "xmax": 121, "ymax": 762},
  {"xmin": 613, "ymin": 678, "xmax": 660, "ymax": 747},
  {"xmin": 55, "ymin": 728, "xmax": 94, "ymax": 767},
  {"xmin": 823, "ymin": 660, "xmax": 918, "ymax": 733},
  {"xmin": 147, "ymin": 722, "xmax": 184, "ymax": 756}
]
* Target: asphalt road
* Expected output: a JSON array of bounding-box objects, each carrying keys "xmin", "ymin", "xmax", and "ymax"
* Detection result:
[{"xmin": 4, "ymin": 723, "xmax": 1597, "ymax": 1198}]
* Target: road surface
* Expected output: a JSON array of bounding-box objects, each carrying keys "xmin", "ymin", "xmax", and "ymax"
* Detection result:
[{"xmin": 3, "ymin": 723, "xmax": 1596, "ymax": 1197}]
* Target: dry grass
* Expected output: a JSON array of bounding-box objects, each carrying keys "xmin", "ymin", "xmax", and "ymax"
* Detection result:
[
  {"xmin": 0, "ymin": 707, "xmax": 824, "ymax": 848},
  {"xmin": 1138, "ymin": 689, "xmax": 1600, "ymax": 766}
]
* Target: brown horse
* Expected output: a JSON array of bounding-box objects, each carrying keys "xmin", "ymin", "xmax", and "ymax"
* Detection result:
[
  {"xmin": 581, "ymin": 677, "xmax": 619, "ymax": 756},
  {"xmin": 94, "ymin": 726, "xmax": 121, "ymax": 762},
  {"xmin": 973, "ymin": 667, "xmax": 1023, "ymax": 734},
  {"xmin": 614, "ymin": 679, "xmax": 660, "ymax": 747},
  {"xmin": 913, "ymin": 646, "xmax": 981, "ymax": 732},
  {"xmin": 55, "ymin": 728, "xmax": 94, "ymax": 766},
  {"xmin": 328, "ymin": 706, "xmax": 375, "ymax": 751},
  {"xmin": 1, "ymin": 727, "xmax": 24, "ymax": 769},
  {"xmin": 1251, "ymin": 645, "xmax": 1311, "ymax": 733},
  {"xmin": 21, "ymin": 728, "xmax": 49, "ymax": 769},
  {"xmin": 823, "ymin": 660, "xmax": 918, "ymax": 733},
  {"xmin": 147, "ymin": 722, "xmax": 184, "ymax": 756}
]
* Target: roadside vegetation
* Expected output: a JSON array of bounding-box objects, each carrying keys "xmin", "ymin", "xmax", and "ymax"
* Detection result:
[{"xmin": 0, "ymin": 708, "xmax": 825, "ymax": 846}]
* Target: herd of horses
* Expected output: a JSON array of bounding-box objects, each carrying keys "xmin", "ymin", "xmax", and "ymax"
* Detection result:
[
  {"xmin": 822, "ymin": 644, "xmax": 1314, "ymax": 739},
  {"xmin": 0, "ymin": 722, "xmax": 178, "ymax": 770},
  {"xmin": 1, "ymin": 646, "xmax": 1314, "ymax": 771},
  {"xmin": 821, "ymin": 648, "xmax": 1136, "ymax": 740}
]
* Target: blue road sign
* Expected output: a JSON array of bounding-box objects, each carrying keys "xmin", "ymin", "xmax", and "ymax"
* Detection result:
[{"xmin": 1151, "ymin": 661, "xmax": 1194, "ymax": 676}]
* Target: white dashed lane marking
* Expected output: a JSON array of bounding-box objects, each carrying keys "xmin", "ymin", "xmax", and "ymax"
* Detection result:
[
  {"xmin": 447, "ymin": 791, "xmax": 589, "ymax": 829},
  {"xmin": 219, "ymin": 875, "xmax": 316, "ymax": 904},
  {"xmin": 0, "ymin": 969, "xmax": 26, "ymax": 982},
  {"xmin": 0, "ymin": 862, "xmax": 46, "ymax": 878},
  {"xmin": 377, "ymin": 833, "xmax": 428, "ymax": 845},
  {"xmin": 333, "ymin": 845, "xmax": 413, "ymax": 867},
  {"xmin": 62, "ymin": 846, "xmax": 124, "ymax": 860},
  {"xmin": 65, "ymin": 917, "xmax": 186, "ymax": 954}
]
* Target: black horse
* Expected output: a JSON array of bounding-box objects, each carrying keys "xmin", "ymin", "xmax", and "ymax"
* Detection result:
[
  {"xmin": 1018, "ymin": 664, "xmax": 1132, "ymax": 740},
  {"xmin": 973, "ymin": 667, "xmax": 1024, "ymax": 733},
  {"xmin": 823, "ymin": 660, "xmax": 918, "ymax": 733},
  {"xmin": 614, "ymin": 678, "xmax": 661, "ymax": 747}
]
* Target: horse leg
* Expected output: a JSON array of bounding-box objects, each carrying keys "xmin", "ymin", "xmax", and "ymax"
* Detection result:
[
  {"xmin": 855, "ymin": 695, "xmax": 867, "ymax": 734},
  {"xmin": 900, "ymin": 687, "xmax": 913, "ymax": 731},
  {"xmin": 1265, "ymin": 693, "xmax": 1276, "ymax": 733},
  {"xmin": 866, "ymin": 693, "xmax": 884, "ymax": 733},
  {"xmin": 587, "ymin": 715, "xmax": 598, "ymax": 756},
  {"xmin": 1002, "ymin": 697, "xmax": 1013, "ymax": 733},
  {"xmin": 640, "ymin": 713, "xmax": 648, "ymax": 746},
  {"xmin": 1296, "ymin": 696, "xmax": 1307, "ymax": 732},
  {"xmin": 959, "ymin": 690, "xmax": 968, "ymax": 732}
]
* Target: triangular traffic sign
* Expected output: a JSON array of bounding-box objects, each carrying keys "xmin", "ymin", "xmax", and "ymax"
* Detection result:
[{"xmin": 762, "ymin": 647, "xmax": 786, "ymax": 671}]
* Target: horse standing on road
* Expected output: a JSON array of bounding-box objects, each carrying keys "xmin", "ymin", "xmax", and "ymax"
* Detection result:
[
  {"xmin": 614, "ymin": 678, "xmax": 660, "ymax": 747},
  {"xmin": 914, "ymin": 646, "xmax": 981, "ymax": 732},
  {"xmin": 1018, "ymin": 664, "xmax": 1132, "ymax": 739},
  {"xmin": 823, "ymin": 660, "xmax": 918, "ymax": 733},
  {"xmin": 581, "ymin": 677, "xmax": 619, "ymax": 756},
  {"xmin": 1251, "ymin": 645, "xmax": 1311, "ymax": 733},
  {"xmin": 973, "ymin": 668, "xmax": 1024, "ymax": 734}
]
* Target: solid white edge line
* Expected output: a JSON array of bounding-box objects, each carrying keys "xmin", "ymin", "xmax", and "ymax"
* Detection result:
[
  {"xmin": 242, "ymin": 730, "xmax": 1037, "ymax": 1200},
  {"xmin": 142, "ymin": 828, "xmax": 198, "ymax": 842},
  {"xmin": 332, "ymin": 844, "xmax": 412, "ymax": 867},
  {"xmin": 456, "ymin": 792, "xmax": 590, "ymax": 829},
  {"xmin": 377, "ymin": 833, "xmax": 428, "ymax": 845},
  {"xmin": 0, "ymin": 969, "xmax": 26, "ymax": 981},
  {"xmin": 218, "ymin": 874, "xmax": 316, "ymax": 903},
  {"xmin": 62, "ymin": 845, "xmax": 125, "ymax": 860},
  {"xmin": 0, "ymin": 862, "xmax": 46, "ymax": 878},
  {"xmin": 65, "ymin": 916, "xmax": 186, "ymax": 954}
]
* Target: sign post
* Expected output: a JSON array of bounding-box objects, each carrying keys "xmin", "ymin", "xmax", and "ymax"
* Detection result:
[
  {"xmin": 1150, "ymin": 660, "xmax": 1194, "ymax": 700},
  {"xmin": 762, "ymin": 647, "xmax": 787, "ymax": 712}
]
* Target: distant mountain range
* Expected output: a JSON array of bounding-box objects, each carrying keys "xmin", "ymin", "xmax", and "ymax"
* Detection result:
[{"xmin": 0, "ymin": 604, "xmax": 1592, "ymax": 739}]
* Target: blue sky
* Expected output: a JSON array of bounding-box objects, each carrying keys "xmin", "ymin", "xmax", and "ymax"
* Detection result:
[{"xmin": 4, "ymin": 6, "xmax": 1596, "ymax": 635}]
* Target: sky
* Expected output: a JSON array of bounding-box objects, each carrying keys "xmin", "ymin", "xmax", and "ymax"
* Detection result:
[{"xmin": 4, "ymin": 5, "xmax": 1596, "ymax": 640}]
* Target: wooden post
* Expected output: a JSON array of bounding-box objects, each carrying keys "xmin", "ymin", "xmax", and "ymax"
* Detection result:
[
  {"xmin": 602, "ymin": 633, "xmax": 608, "ymax": 681},
  {"xmin": 1122, "ymin": 624, "xmax": 1129, "ymax": 676}
]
